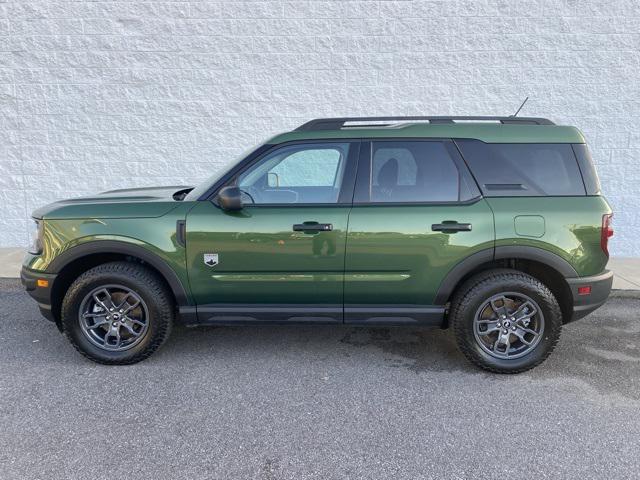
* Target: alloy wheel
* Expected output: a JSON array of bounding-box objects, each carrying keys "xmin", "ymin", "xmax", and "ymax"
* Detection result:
[
  {"xmin": 473, "ymin": 292, "xmax": 545, "ymax": 360},
  {"xmin": 78, "ymin": 284, "xmax": 149, "ymax": 352}
]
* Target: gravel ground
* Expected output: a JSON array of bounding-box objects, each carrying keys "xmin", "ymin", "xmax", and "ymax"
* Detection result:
[{"xmin": 1, "ymin": 278, "xmax": 639, "ymax": 479}]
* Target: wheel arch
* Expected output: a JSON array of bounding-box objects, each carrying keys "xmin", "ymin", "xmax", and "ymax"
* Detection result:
[
  {"xmin": 436, "ymin": 246, "xmax": 576, "ymax": 324},
  {"xmin": 47, "ymin": 241, "xmax": 190, "ymax": 326}
]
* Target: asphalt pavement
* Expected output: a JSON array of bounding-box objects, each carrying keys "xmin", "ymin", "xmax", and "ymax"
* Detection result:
[{"xmin": 1, "ymin": 278, "xmax": 639, "ymax": 479}]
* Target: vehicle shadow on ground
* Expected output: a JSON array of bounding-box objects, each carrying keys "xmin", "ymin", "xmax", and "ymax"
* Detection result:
[
  {"xmin": 5, "ymin": 276, "xmax": 640, "ymax": 397},
  {"xmin": 156, "ymin": 297, "xmax": 640, "ymax": 402},
  {"xmin": 161, "ymin": 323, "xmax": 473, "ymax": 373}
]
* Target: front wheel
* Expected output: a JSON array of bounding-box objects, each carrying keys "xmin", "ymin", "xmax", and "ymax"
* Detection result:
[
  {"xmin": 450, "ymin": 269, "xmax": 562, "ymax": 373},
  {"xmin": 61, "ymin": 262, "xmax": 174, "ymax": 365}
]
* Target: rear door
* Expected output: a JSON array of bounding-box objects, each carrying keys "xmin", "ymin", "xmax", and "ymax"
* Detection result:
[
  {"xmin": 344, "ymin": 139, "xmax": 494, "ymax": 324},
  {"xmin": 185, "ymin": 141, "xmax": 359, "ymax": 323}
]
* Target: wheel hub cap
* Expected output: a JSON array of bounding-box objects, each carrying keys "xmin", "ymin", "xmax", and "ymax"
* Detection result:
[
  {"xmin": 78, "ymin": 285, "xmax": 149, "ymax": 352},
  {"xmin": 473, "ymin": 292, "xmax": 545, "ymax": 360}
]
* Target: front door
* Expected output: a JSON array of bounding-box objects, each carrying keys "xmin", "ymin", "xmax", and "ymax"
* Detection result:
[
  {"xmin": 186, "ymin": 141, "xmax": 359, "ymax": 323},
  {"xmin": 344, "ymin": 140, "xmax": 494, "ymax": 324}
]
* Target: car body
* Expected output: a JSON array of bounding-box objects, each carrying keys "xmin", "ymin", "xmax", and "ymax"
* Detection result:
[{"xmin": 21, "ymin": 116, "xmax": 613, "ymax": 372}]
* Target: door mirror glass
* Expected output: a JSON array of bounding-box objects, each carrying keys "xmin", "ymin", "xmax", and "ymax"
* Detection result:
[
  {"xmin": 217, "ymin": 185, "xmax": 243, "ymax": 211},
  {"xmin": 267, "ymin": 172, "xmax": 280, "ymax": 187}
]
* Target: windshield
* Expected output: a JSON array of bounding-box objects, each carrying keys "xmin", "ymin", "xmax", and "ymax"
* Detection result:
[{"xmin": 184, "ymin": 143, "xmax": 263, "ymax": 201}]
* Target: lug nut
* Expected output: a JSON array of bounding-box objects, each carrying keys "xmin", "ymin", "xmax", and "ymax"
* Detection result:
[
  {"xmin": 503, "ymin": 329, "xmax": 508, "ymax": 334},
  {"xmin": 496, "ymin": 322, "xmax": 501, "ymax": 327},
  {"xmin": 512, "ymin": 326, "xmax": 516, "ymax": 331}
]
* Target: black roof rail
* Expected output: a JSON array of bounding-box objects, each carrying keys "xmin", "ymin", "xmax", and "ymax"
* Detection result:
[{"xmin": 295, "ymin": 116, "xmax": 555, "ymax": 131}]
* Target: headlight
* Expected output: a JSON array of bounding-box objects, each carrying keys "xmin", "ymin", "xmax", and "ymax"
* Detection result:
[{"xmin": 28, "ymin": 219, "xmax": 44, "ymax": 255}]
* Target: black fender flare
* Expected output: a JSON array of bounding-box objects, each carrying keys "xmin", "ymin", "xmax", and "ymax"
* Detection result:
[
  {"xmin": 494, "ymin": 246, "xmax": 578, "ymax": 277},
  {"xmin": 47, "ymin": 240, "xmax": 191, "ymax": 306},
  {"xmin": 434, "ymin": 246, "xmax": 578, "ymax": 305}
]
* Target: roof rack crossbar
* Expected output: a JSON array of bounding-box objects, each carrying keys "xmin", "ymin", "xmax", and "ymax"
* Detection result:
[{"xmin": 295, "ymin": 116, "xmax": 555, "ymax": 131}]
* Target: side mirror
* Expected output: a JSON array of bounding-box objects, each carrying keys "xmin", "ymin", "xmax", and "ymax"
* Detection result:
[
  {"xmin": 217, "ymin": 186, "xmax": 243, "ymax": 211},
  {"xmin": 267, "ymin": 172, "xmax": 280, "ymax": 187}
]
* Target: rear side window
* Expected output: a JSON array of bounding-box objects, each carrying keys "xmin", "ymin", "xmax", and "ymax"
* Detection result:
[
  {"xmin": 456, "ymin": 140, "xmax": 586, "ymax": 197},
  {"xmin": 365, "ymin": 141, "xmax": 479, "ymax": 203}
]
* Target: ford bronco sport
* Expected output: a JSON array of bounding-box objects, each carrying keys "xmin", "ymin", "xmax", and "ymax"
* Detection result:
[{"xmin": 21, "ymin": 116, "xmax": 613, "ymax": 373}]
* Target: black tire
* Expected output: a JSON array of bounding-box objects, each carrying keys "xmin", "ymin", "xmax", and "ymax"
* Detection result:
[
  {"xmin": 60, "ymin": 261, "xmax": 174, "ymax": 365},
  {"xmin": 449, "ymin": 269, "xmax": 562, "ymax": 374}
]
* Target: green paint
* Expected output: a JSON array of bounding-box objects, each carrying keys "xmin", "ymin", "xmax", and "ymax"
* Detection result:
[
  {"xmin": 23, "ymin": 122, "xmax": 611, "ymax": 319},
  {"xmin": 185, "ymin": 201, "xmax": 349, "ymax": 305},
  {"xmin": 23, "ymin": 197, "xmax": 195, "ymax": 303},
  {"xmin": 514, "ymin": 215, "xmax": 545, "ymax": 238},
  {"xmin": 344, "ymin": 201, "xmax": 495, "ymax": 305},
  {"xmin": 489, "ymin": 196, "xmax": 611, "ymax": 276}
]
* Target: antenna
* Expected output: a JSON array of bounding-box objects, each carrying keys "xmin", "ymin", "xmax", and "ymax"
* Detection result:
[{"xmin": 511, "ymin": 96, "xmax": 529, "ymax": 117}]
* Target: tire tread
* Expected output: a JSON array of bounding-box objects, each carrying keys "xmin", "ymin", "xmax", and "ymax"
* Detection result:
[
  {"xmin": 450, "ymin": 268, "xmax": 562, "ymax": 374},
  {"xmin": 61, "ymin": 261, "xmax": 173, "ymax": 365}
]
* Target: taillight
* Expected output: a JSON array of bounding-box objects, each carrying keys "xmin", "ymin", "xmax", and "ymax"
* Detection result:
[{"xmin": 601, "ymin": 213, "xmax": 613, "ymax": 257}]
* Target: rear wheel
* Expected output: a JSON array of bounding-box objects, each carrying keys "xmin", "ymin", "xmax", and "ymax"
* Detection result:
[
  {"xmin": 450, "ymin": 269, "xmax": 562, "ymax": 373},
  {"xmin": 61, "ymin": 262, "xmax": 173, "ymax": 364}
]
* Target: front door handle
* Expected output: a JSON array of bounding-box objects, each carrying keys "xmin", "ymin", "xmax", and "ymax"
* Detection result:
[
  {"xmin": 431, "ymin": 221, "xmax": 472, "ymax": 233},
  {"xmin": 293, "ymin": 222, "xmax": 333, "ymax": 232}
]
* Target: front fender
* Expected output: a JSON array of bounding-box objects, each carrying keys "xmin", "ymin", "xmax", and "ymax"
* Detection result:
[
  {"xmin": 24, "ymin": 209, "xmax": 194, "ymax": 307},
  {"xmin": 44, "ymin": 239, "xmax": 191, "ymax": 306}
]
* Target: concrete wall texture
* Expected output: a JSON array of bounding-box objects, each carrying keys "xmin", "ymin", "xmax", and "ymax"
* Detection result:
[{"xmin": 0, "ymin": 0, "xmax": 639, "ymax": 255}]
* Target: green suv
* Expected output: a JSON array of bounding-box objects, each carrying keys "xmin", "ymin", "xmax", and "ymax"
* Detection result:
[{"xmin": 21, "ymin": 116, "xmax": 613, "ymax": 373}]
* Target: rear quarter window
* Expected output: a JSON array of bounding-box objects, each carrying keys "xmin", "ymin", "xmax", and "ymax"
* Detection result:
[
  {"xmin": 455, "ymin": 140, "xmax": 586, "ymax": 197},
  {"xmin": 572, "ymin": 144, "xmax": 602, "ymax": 195}
]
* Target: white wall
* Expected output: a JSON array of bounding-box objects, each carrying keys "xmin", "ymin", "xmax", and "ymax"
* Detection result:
[{"xmin": 1, "ymin": 0, "xmax": 638, "ymax": 255}]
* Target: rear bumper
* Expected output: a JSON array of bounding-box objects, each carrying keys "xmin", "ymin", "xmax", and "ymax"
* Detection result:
[
  {"xmin": 21, "ymin": 266, "xmax": 57, "ymax": 322},
  {"xmin": 566, "ymin": 270, "xmax": 613, "ymax": 322}
]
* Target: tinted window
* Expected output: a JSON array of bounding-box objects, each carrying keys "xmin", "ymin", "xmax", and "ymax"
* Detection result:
[
  {"xmin": 572, "ymin": 144, "xmax": 601, "ymax": 195},
  {"xmin": 237, "ymin": 143, "xmax": 350, "ymax": 204},
  {"xmin": 369, "ymin": 141, "xmax": 477, "ymax": 203},
  {"xmin": 456, "ymin": 140, "xmax": 586, "ymax": 196},
  {"xmin": 269, "ymin": 149, "xmax": 341, "ymax": 187}
]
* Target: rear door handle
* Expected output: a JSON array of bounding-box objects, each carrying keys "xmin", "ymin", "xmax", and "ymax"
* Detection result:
[
  {"xmin": 431, "ymin": 222, "xmax": 472, "ymax": 233},
  {"xmin": 293, "ymin": 222, "xmax": 333, "ymax": 232}
]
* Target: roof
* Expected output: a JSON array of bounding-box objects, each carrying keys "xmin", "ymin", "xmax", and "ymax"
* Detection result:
[{"xmin": 267, "ymin": 118, "xmax": 586, "ymax": 144}]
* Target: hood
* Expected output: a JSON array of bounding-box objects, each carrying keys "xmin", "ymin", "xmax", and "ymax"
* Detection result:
[{"xmin": 33, "ymin": 186, "xmax": 194, "ymax": 220}]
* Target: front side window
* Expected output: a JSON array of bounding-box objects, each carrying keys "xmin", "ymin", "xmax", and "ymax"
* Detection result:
[
  {"xmin": 236, "ymin": 143, "xmax": 350, "ymax": 204},
  {"xmin": 368, "ymin": 141, "xmax": 476, "ymax": 203}
]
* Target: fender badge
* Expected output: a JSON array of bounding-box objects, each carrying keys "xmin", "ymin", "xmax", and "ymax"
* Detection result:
[{"xmin": 203, "ymin": 253, "xmax": 219, "ymax": 267}]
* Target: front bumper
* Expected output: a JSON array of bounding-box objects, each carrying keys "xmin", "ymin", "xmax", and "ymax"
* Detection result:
[
  {"xmin": 567, "ymin": 270, "xmax": 613, "ymax": 322},
  {"xmin": 21, "ymin": 266, "xmax": 57, "ymax": 322}
]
